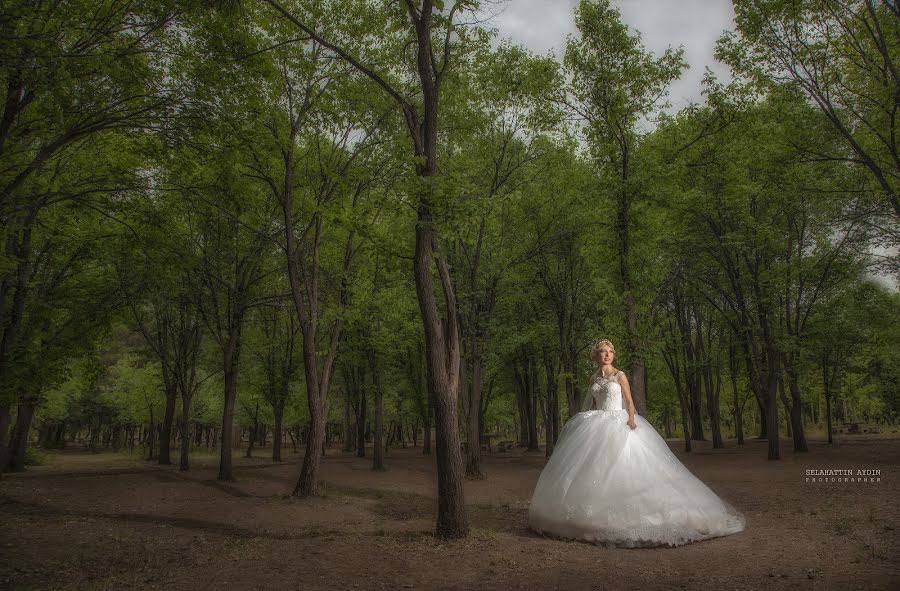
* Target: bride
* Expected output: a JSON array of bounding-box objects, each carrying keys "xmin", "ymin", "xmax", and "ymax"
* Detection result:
[{"xmin": 528, "ymin": 339, "xmax": 746, "ymax": 548}]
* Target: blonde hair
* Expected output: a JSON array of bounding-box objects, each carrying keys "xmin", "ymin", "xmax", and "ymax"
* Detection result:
[{"xmin": 591, "ymin": 338, "xmax": 615, "ymax": 361}]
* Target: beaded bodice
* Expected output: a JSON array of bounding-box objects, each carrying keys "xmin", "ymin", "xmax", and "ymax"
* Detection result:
[{"xmin": 590, "ymin": 370, "xmax": 625, "ymax": 411}]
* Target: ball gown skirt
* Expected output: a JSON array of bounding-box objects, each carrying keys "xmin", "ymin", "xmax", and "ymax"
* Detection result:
[{"xmin": 528, "ymin": 377, "xmax": 746, "ymax": 548}]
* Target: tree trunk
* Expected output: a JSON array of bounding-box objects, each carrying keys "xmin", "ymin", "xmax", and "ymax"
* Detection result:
[
  {"xmin": 147, "ymin": 415, "xmax": 156, "ymax": 461},
  {"xmin": 422, "ymin": 415, "xmax": 432, "ymax": 455},
  {"xmin": 179, "ymin": 392, "xmax": 192, "ymax": 471},
  {"xmin": 527, "ymin": 354, "xmax": 539, "ymax": 451},
  {"xmin": 542, "ymin": 346, "xmax": 559, "ymax": 457},
  {"xmin": 728, "ymin": 343, "xmax": 744, "ymax": 444},
  {"xmin": 413, "ymin": 206, "xmax": 468, "ymax": 539},
  {"xmin": 704, "ymin": 364, "xmax": 723, "ymax": 449},
  {"xmin": 355, "ymin": 386, "xmax": 367, "ymax": 458},
  {"xmin": 677, "ymin": 383, "xmax": 691, "ymax": 453},
  {"xmin": 159, "ymin": 381, "xmax": 177, "ymax": 465},
  {"xmin": 465, "ymin": 350, "xmax": 485, "ymax": 478},
  {"xmin": 293, "ymin": 384, "xmax": 326, "ymax": 496},
  {"xmin": 218, "ymin": 325, "xmax": 242, "ymax": 481},
  {"xmin": 273, "ymin": 402, "xmax": 285, "ymax": 461},
  {"xmin": 516, "ymin": 383, "xmax": 528, "ymax": 447},
  {"xmin": 246, "ymin": 404, "xmax": 258, "ymax": 459},
  {"xmin": 0, "ymin": 404, "xmax": 11, "ymax": 475},
  {"xmin": 822, "ymin": 355, "xmax": 837, "ymax": 444},
  {"xmin": 342, "ymin": 390, "xmax": 353, "ymax": 453},
  {"xmin": 368, "ymin": 346, "xmax": 386, "ymax": 472},
  {"xmin": 662, "ymin": 346, "xmax": 691, "ymax": 453},
  {"xmin": 7, "ymin": 400, "xmax": 35, "ymax": 472},
  {"xmin": 562, "ymin": 345, "xmax": 579, "ymax": 419},
  {"xmin": 764, "ymin": 348, "xmax": 780, "ymax": 460},
  {"xmin": 616, "ymin": 176, "xmax": 647, "ymax": 417},
  {"xmin": 784, "ymin": 360, "xmax": 808, "ymax": 452}
]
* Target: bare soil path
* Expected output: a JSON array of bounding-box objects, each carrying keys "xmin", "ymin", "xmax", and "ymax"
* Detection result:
[{"xmin": 1, "ymin": 435, "xmax": 897, "ymax": 590}]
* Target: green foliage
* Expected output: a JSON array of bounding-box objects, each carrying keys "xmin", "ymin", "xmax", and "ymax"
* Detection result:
[{"xmin": 1, "ymin": 0, "xmax": 895, "ymax": 468}]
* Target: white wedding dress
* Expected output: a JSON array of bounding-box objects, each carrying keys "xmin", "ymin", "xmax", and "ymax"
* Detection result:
[{"xmin": 528, "ymin": 371, "xmax": 746, "ymax": 548}]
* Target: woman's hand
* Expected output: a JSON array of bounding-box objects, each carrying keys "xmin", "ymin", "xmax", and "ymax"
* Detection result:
[{"xmin": 626, "ymin": 417, "xmax": 637, "ymax": 430}]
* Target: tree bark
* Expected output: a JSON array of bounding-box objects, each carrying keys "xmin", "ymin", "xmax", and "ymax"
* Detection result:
[
  {"xmin": 179, "ymin": 392, "xmax": 193, "ymax": 471},
  {"xmin": 159, "ymin": 381, "xmax": 177, "ymax": 465},
  {"xmin": 464, "ymin": 349, "xmax": 485, "ymax": 478},
  {"xmin": 7, "ymin": 399, "xmax": 35, "ymax": 472},
  {"xmin": 783, "ymin": 356, "xmax": 808, "ymax": 452},
  {"xmin": 727, "ymin": 341, "xmax": 745, "ymax": 444},
  {"xmin": 342, "ymin": 389, "xmax": 353, "ymax": 453},
  {"xmin": 541, "ymin": 345, "xmax": 559, "ymax": 457},
  {"xmin": 273, "ymin": 401, "xmax": 285, "ymax": 461},
  {"xmin": 218, "ymin": 321, "xmax": 243, "ymax": 481},
  {"xmin": 0, "ymin": 403, "xmax": 10, "ymax": 475},
  {"xmin": 368, "ymin": 344, "xmax": 385, "ymax": 472},
  {"xmin": 423, "ymin": 413, "xmax": 432, "ymax": 455}
]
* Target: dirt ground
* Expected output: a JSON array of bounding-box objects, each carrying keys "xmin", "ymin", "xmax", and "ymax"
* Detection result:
[{"xmin": 1, "ymin": 434, "xmax": 898, "ymax": 591}]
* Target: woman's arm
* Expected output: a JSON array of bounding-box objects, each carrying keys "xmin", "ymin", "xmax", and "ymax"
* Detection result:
[{"xmin": 619, "ymin": 372, "xmax": 637, "ymax": 430}]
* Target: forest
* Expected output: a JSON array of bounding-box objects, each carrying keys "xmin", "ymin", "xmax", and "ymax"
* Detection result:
[{"xmin": 0, "ymin": 0, "xmax": 898, "ymax": 589}]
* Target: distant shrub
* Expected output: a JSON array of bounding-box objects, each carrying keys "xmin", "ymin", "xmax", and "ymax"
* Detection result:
[{"xmin": 25, "ymin": 446, "xmax": 49, "ymax": 466}]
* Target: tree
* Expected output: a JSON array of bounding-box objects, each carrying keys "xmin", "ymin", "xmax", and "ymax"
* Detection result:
[
  {"xmin": 257, "ymin": 0, "xmax": 492, "ymax": 538},
  {"xmin": 723, "ymin": 0, "xmax": 899, "ymax": 217},
  {"xmin": 563, "ymin": 0, "xmax": 687, "ymax": 416},
  {"xmin": 443, "ymin": 43, "xmax": 561, "ymax": 478},
  {"xmin": 0, "ymin": 0, "xmax": 172, "ymax": 474}
]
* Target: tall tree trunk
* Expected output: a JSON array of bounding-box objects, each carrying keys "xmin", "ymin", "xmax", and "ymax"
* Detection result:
[
  {"xmin": 823, "ymin": 361, "xmax": 835, "ymax": 445},
  {"xmin": 465, "ymin": 349, "xmax": 485, "ymax": 478},
  {"xmin": 355, "ymin": 382, "xmax": 367, "ymax": 457},
  {"xmin": 179, "ymin": 392, "xmax": 193, "ymax": 471},
  {"xmin": 516, "ymin": 384, "xmax": 528, "ymax": 447},
  {"xmin": 783, "ymin": 358, "xmax": 808, "ymax": 452},
  {"xmin": 218, "ymin": 323, "xmax": 242, "ymax": 481},
  {"xmin": 516, "ymin": 348, "xmax": 540, "ymax": 452},
  {"xmin": 7, "ymin": 399, "xmax": 35, "ymax": 472},
  {"xmin": 273, "ymin": 401, "xmax": 285, "ymax": 461},
  {"xmin": 741, "ymin": 344, "xmax": 768, "ymax": 440},
  {"xmin": 780, "ymin": 378, "xmax": 792, "ymax": 439},
  {"xmin": 368, "ymin": 345, "xmax": 385, "ymax": 472},
  {"xmin": 542, "ymin": 346, "xmax": 559, "ymax": 457},
  {"xmin": 615, "ymin": 175, "xmax": 646, "ymax": 417},
  {"xmin": 159, "ymin": 381, "xmax": 177, "ymax": 465},
  {"xmin": 246, "ymin": 403, "xmax": 259, "ymax": 458},
  {"xmin": 413, "ymin": 209, "xmax": 468, "ymax": 538},
  {"xmin": 697, "ymin": 316, "xmax": 722, "ymax": 448},
  {"xmin": 764, "ymin": 346, "xmax": 781, "ymax": 460},
  {"xmin": 146, "ymin": 413, "xmax": 156, "ymax": 461},
  {"xmin": 282, "ymin": 119, "xmax": 346, "ymax": 497},
  {"xmin": 728, "ymin": 342, "xmax": 744, "ymax": 445},
  {"xmin": 513, "ymin": 356, "xmax": 530, "ymax": 447},
  {"xmin": 562, "ymin": 345, "xmax": 579, "ymax": 419},
  {"xmin": 342, "ymin": 389, "xmax": 353, "ymax": 453},
  {"xmin": 422, "ymin": 412, "xmax": 432, "ymax": 455},
  {"xmin": 662, "ymin": 344, "xmax": 691, "ymax": 453},
  {"xmin": 702, "ymin": 359, "xmax": 723, "ymax": 448},
  {"xmin": 0, "ymin": 403, "xmax": 10, "ymax": 475}
]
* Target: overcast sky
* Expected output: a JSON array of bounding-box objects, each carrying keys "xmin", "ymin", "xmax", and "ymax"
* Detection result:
[{"xmin": 485, "ymin": 0, "xmax": 737, "ymax": 114}]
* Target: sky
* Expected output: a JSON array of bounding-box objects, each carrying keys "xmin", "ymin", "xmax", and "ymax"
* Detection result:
[{"xmin": 484, "ymin": 0, "xmax": 737, "ymax": 114}]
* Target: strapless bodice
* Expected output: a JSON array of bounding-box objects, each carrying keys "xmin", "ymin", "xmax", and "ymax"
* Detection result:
[{"xmin": 591, "ymin": 380, "xmax": 624, "ymax": 411}]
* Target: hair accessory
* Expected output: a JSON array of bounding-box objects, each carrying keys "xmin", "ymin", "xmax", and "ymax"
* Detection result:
[{"xmin": 592, "ymin": 338, "xmax": 615, "ymax": 352}]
